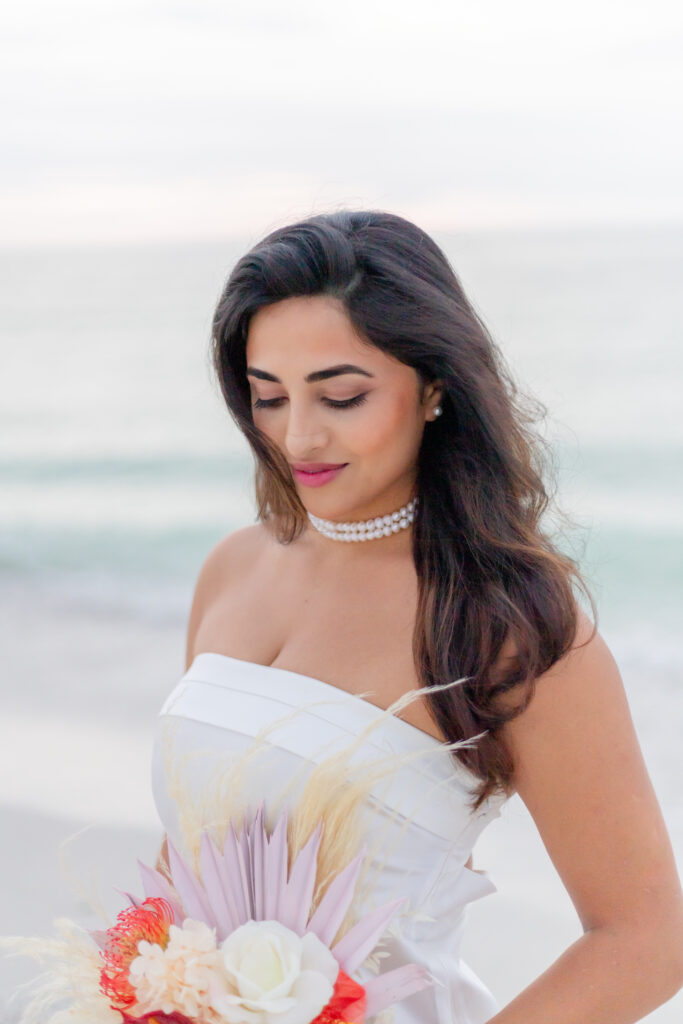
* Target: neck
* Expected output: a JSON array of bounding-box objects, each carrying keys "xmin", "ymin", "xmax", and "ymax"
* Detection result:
[
  {"xmin": 305, "ymin": 518, "xmax": 415, "ymax": 560},
  {"xmin": 305, "ymin": 492, "xmax": 418, "ymax": 547}
]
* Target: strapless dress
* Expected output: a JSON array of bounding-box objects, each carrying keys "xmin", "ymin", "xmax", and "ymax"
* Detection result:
[{"xmin": 151, "ymin": 652, "xmax": 509, "ymax": 1024}]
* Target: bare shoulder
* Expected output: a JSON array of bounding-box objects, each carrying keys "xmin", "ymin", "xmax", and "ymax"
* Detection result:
[
  {"xmin": 498, "ymin": 605, "xmax": 633, "ymax": 806},
  {"xmin": 499, "ymin": 606, "xmax": 623, "ymax": 798},
  {"xmin": 196, "ymin": 523, "xmax": 274, "ymax": 587},
  {"xmin": 498, "ymin": 606, "xmax": 683, "ymax": 938},
  {"xmin": 184, "ymin": 523, "xmax": 277, "ymax": 668}
]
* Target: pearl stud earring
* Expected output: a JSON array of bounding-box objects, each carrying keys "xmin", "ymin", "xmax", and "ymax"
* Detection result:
[{"xmin": 433, "ymin": 405, "xmax": 442, "ymax": 418}]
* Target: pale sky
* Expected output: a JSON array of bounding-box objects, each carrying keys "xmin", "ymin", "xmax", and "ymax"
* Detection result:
[{"xmin": 2, "ymin": 0, "xmax": 682, "ymax": 244}]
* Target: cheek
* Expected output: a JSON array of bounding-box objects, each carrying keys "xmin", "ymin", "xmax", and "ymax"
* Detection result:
[
  {"xmin": 351, "ymin": 392, "xmax": 421, "ymax": 456},
  {"xmin": 251, "ymin": 411, "xmax": 282, "ymax": 444},
  {"xmin": 251, "ymin": 391, "xmax": 421, "ymax": 456}
]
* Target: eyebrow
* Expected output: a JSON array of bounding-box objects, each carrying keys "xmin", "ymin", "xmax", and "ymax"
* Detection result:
[{"xmin": 246, "ymin": 363, "xmax": 375, "ymax": 384}]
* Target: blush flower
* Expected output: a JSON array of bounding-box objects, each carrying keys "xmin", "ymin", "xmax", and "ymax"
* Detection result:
[
  {"xmin": 129, "ymin": 919, "xmax": 219, "ymax": 1020},
  {"xmin": 208, "ymin": 920, "xmax": 339, "ymax": 1024}
]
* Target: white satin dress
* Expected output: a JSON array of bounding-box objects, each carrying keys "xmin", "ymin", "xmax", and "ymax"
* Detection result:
[{"xmin": 151, "ymin": 652, "xmax": 509, "ymax": 1024}]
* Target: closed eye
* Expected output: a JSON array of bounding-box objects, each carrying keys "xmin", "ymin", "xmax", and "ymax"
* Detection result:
[{"xmin": 253, "ymin": 394, "xmax": 369, "ymax": 410}]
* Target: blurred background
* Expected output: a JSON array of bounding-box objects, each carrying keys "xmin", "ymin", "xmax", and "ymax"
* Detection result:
[{"xmin": 1, "ymin": 1, "xmax": 681, "ymax": 1020}]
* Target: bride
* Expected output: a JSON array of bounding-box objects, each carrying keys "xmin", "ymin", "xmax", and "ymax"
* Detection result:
[{"xmin": 152, "ymin": 208, "xmax": 683, "ymax": 1023}]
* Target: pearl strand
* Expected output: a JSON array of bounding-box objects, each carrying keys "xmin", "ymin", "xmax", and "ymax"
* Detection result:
[{"xmin": 307, "ymin": 497, "xmax": 417, "ymax": 542}]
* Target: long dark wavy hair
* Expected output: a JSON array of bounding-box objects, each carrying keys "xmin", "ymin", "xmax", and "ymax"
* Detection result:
[{"xmin": 210, "ymin": 209, "xmax": 597, "ymax": 810}]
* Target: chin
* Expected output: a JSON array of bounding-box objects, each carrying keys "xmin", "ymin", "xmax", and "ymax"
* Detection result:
[{"xmin": 304, "ymin": 499, "xmax": 356, "ymax": 521}]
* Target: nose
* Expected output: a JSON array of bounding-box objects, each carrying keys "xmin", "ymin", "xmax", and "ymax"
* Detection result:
[{"xmin": 283, "ymin": 402, "xmax": 329, "ymax": 459}]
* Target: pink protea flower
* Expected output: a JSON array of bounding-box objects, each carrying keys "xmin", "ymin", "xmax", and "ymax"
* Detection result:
[{"xmin": 99, "ymin": 897, "xmax": 175, "ymax": 1010}]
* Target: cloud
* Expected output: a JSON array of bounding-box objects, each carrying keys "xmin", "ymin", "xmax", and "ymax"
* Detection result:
[{"xmin": 2, "ymin": 0, "xmax": 682, "ymax": 242}]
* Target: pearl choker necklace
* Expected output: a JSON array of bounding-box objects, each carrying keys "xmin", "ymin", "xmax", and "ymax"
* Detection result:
[{"xmin": 307, "ymin": 497, "xmax": 417, "ymax": 542}]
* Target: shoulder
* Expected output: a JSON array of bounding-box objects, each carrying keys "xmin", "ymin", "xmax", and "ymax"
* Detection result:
[
  {"xmin": 497, "ymin": 605, "xmax": 620, "ymax": 795},
  {"xmin": 184, "ymin": 522, "xmax": 278, "ymax": 665},
  {"xmin": 497, "ymin": 600, "xmax": 643, "ymax": 838},
  {"xmin": 194, "ymin": 523, "xmax": 274, "ymax": 591},
  {"xmin": 496, "ymin": 607, "xmax": 683, "ymax": 943}
]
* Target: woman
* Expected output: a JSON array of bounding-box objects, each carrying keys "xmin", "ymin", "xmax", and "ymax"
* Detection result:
[{"xmin": 152, "ymin": 209, "xmax": 683, "ymax": 1023}]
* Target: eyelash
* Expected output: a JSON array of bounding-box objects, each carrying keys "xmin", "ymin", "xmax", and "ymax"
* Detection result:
[{"xmin": 252, "ymin": 394, "xmax": 369, "ymax": 410}]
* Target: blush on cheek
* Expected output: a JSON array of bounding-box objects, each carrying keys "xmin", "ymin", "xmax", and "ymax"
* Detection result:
[{"xmin": 354, "ymin": 397, "xmax": 418, "ymax": 454}]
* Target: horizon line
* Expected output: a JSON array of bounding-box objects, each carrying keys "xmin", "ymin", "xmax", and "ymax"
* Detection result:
[{"xmin": 1, "ymin": 214, "xmax": 681, "ymax": 253}]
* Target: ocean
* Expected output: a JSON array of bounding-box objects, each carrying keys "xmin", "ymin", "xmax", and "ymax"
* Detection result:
[
  {"xmin": 2, "ymin": 224, "xmax": 682, "ymax": 623},
  {"xmin": 1, "ymin": 222, "xmax": 681, "ymax": 1019}
]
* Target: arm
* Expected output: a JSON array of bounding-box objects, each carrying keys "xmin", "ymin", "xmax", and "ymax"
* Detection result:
[{"xmin": 487, "ymin": 610, "xmax": 683, "ymax": 1024}]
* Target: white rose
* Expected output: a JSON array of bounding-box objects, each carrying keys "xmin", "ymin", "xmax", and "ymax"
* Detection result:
[{"xmin": 208, "ymin": 920, "xmax": 338, "ymax": 1024}]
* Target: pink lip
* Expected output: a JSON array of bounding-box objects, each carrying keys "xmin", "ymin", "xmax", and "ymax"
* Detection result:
[{"xmin": 292, "ymin": 464, "xmax": 348, "ymax": 487}]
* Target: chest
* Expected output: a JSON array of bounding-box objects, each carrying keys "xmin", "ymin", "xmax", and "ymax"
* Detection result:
[{"xmin": 192, "ymin": 549, "xmax": 444, "ymax": 740}]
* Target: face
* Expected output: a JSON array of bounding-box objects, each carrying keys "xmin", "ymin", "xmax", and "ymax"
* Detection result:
[{"xmin": 245, "ymin": 294, "xmax": 442, "ymax": 523}]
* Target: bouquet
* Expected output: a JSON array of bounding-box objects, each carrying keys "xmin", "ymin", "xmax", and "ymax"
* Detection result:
[
  {"xmin": 91, "ymin": 803, "xmax": 432, "ymax": 1024},
  {"xmin": 2, "ymin": 678, "xmax": 481, "ymax": 1024}
]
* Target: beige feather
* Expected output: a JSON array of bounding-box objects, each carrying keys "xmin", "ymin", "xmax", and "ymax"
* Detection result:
[
  {"xmin": 160, "ymin": 676, "xmax": 486, "ymax": 943},
  {"xmin": 0, "ymin": 918, "xmax": 120, "ymax": 1024}
]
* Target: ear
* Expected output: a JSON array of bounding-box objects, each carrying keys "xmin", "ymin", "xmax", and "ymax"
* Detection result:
[{"xmin": 422, "ymin": 379, "xmax": 444, "ymax": 419}]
